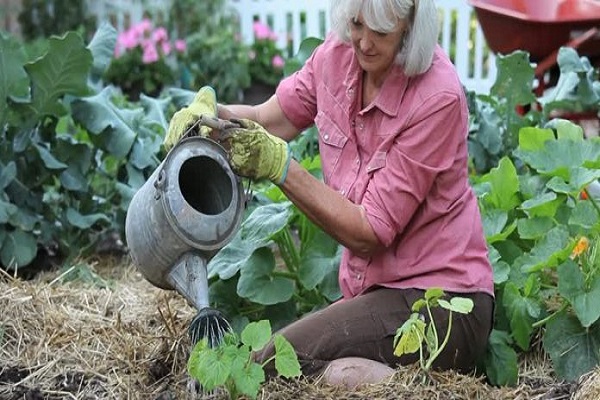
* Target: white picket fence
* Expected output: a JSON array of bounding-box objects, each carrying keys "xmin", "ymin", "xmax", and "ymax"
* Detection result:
[{"xmin": 86, "ymin": 0, "xmax": 497, "ymax": 93}]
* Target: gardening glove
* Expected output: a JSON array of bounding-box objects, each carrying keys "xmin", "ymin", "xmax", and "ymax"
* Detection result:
[
  {"xmin": 163, "ymin": 86, "xmax": 217, "ymax": 151},
  {"xmin": 220, "ymin": 119, "xmax": 291, "ymax": 185}
]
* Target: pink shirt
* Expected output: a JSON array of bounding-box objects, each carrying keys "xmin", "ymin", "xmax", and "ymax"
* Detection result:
[{"xmin": 276, "ymin": 34, "xmax": 494, "ymax": 298}]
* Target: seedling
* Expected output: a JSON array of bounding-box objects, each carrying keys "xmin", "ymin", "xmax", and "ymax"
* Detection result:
[
  {"xmin": 393, "ymin": 288, "xmax": 474, "ymax": 372},
  {"xmin": 187, "ymin": 319, "xmax": 301, "ymax": 399}
]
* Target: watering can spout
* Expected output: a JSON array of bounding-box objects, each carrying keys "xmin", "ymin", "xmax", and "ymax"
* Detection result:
[{"xmin": 167, "ymin": 252, "xmax": 210, "ymax": 311}]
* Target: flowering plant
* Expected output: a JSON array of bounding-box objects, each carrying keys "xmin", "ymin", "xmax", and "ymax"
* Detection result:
[
  {"xmin": 248, "ymin": 21, "xmax": 286, "ymax": 86},
  {"xmin": 104, "ymin": 19, "xmax": 187, "ymax": 100}
]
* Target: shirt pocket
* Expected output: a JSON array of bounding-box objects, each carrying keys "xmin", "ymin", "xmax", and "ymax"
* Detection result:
[
  {"xmin": 315, "ymin": 111, "xmax": 349, "ymax": 183},
  {"xmin": 366, "ymin": 151, "xmax": 387, "ymax": 174}
]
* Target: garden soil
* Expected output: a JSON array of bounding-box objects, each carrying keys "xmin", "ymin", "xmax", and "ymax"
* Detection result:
[{"xmin": 0, "ymin": 258, "xmax": 597, "ymax": 400}]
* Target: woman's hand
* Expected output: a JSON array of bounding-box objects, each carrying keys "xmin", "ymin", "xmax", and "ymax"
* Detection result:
[{"xmin": 164, "ymin": 86, "xmax": 217, "ymax": 151}]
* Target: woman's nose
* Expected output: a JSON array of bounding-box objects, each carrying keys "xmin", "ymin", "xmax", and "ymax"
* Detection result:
[{"xmin": 359, "ymin": 31, "xmax": 374, "ymax": 52}]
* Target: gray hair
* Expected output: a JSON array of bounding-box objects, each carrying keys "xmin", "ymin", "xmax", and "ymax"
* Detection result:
[{"xmin": 330, "ymin": 0, "xmax": 439, "ymax": 76}]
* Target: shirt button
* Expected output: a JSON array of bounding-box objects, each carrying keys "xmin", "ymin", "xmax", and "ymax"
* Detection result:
[
  {"xmin": 324, "ymin": 134, "xmax": 329, "ymax": 140},
  {"xmin": 355, "ymin": 158, "xmax": 359, "ymax": 164},
  {"xmin": 357, "ymin": 274, "xmax": 362, "ymax": 280},
  {"xmin": 340, "ymin": 189, "xmax": 346, "ymax": 196},
  {"xmin": 359, "ymin": 123, "xmax": 364, "ymax": 130},
  {"xmin": 348, "ymin": 88, "xmax": 354, "ymax": 94}
]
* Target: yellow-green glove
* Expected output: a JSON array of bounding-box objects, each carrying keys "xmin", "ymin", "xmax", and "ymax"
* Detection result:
[
  {"xmin": 163, "ymin": 86, "xmax": 217, "ymax": 151},
  {"xmin": 221, "ymin": 119, "xmax": 291, "ymax": 185}
]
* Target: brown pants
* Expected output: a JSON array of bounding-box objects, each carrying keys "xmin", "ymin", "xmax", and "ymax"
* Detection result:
[{"xmin": 256, "ymin": 287, "xmax": 494, "ymax": 377}]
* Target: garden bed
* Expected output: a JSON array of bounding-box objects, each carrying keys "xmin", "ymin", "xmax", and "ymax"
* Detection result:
[{"xmin": 0, "ymin": 259, "xmax": 597, "ymax": 400}]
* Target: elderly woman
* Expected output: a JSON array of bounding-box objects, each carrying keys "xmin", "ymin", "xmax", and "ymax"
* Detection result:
[{"xmin": 165, "ymin": 0, "xmax": 494, "ymax": 388}]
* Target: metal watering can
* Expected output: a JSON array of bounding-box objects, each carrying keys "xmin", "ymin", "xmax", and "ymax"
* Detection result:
[{"xmin": 125, "ymin": 121, "xmax": 245, "ymax": 346}]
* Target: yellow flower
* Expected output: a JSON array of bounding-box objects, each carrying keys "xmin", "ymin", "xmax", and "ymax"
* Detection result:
[{"xmin": 571, "ymin": 237, "xmax": 590, "ymax": 259}]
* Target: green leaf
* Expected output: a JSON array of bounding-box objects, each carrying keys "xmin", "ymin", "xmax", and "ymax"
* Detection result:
[
  {"xmin": 231, "ymin": 362, "xmax": 264, "ymax": 399},
  {"xmin": 0, "ymin": 33, "xmax": 29, "ymax": 126},
  {"xmin": 66, "ymin": 208, "xmax": 110, "ymax": 230},
  {"xmin": 520, "ymin": 191, "xmax": 562, "ymax": 218},
  {"xmin": 0, "ymin": 230, "xmax": 37, "ymax": 269},
  {"xmin": 502, "ymin": 282, "xmax": 540, "ymax": 350},
  {"xmin": 298, "ymin": 227, "xmax": 339, "ymax": 290},
  {"xmin": 25, "ymin": 32, "xmax": 92, "ymax": 118},
  {"xmin": 393, "ymin": 315, "xmax": 425, "ymax": 357},
  {"xmin": 569, "ymin": 201, "xmax": 600, "ymax": 230},
  {"xmin": 438, "ymin": 297, "xmax": 474, "ymax": 314},
  {"xmin": 516, "ymin": 217, "xmax": 555, "ymax": 240},
  {"xmin": 480, "ymin": 157, "xmax": 520, "ymax": 211},
  {"xmin": 237, "ymin": 247, "xmax": 295, "ymax": 305},
  {"xmin": 518, "ymin": 127, "xmax": 555, "ymax": 151},
  {"xmin": 71, "ymin": 87, "xmax": 139, "ymax": 158},
  {"xmin": 544, "ymin": 311, "xmax": 600, "ymax": 381},
  {"xmin": 87, "ymin": 21, "xmax": 117, "ymax": 79},
  {"xmin": 194, "ymin": 349, "xmax": 231, "ymax": 391},
  {"xmin": 0, "ymin": 199, "xmax": 17, "ymax": 224},
  {"xmin": 491, "ymin": 51, "xmax": 536, "ymax": 107},
  {"xmin": 483, "ymin": 330, "xmax": 519, "ymax": 386},
  {"xmin": 274, "ymin": 334, "xmax": 302, "ymax": 378},
  {"xmin": 0, "ymin": 162, "xmax": 17, "ymax": 191},
  {"xmin": 33, "ymin": 143, "xmax": 68, "ymax": 170},
  {"xmin": 488, "ymin": 246, "xmax": 510, "ymax": 284},
  {"xmin": 482, "ymin": 209, "xmax": 516, "ymax": 244},
  {"xmin": 424, "ymin": 287, "xmax": 444, "ymax": 302},
  {"xmin": 241, "ymin": 320, "xmax": 272, "ymax": 352},
  {"xmin": 208, "ymin": 202, "xmax": 292, "ymax": 280},
  {"xmin": 519, "ymin": 226, "xmax": 571, "ymax": 273},
  {"xmin": 558, "ymin": 259, "xmax": 600, "ymax": 327},
  {"xmin": 187, "ymin": 338, "xmax": 209, "ymax": 378}
]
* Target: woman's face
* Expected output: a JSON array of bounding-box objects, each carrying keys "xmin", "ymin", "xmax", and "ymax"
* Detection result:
[{"xmin": 349, "ymin": 13, "xmax": 407, "ymax": 78}]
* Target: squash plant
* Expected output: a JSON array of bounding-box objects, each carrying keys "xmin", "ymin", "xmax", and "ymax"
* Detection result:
[{"xmin": 476, "ymin": 120, "xmax": 600, "ymax": 384}]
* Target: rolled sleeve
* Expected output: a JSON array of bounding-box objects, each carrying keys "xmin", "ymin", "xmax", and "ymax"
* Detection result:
[{"xmin": 275, "ymin": 46, "xmax": 321, "ymax": 131}]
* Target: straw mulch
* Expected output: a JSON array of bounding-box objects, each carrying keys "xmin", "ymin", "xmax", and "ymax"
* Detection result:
[{"xmin": 0, "ymin": 257, "xmax": 596, "ymax": 400}]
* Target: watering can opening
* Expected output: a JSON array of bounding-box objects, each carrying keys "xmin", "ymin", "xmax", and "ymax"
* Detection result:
[{"xmin": 179, "ymin": 155, "xmax": 233, "ymax": 216}]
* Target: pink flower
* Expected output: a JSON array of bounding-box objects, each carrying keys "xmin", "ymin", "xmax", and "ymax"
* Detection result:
[
  {"xmin": 271, "ymin": 55, "xmax": 285, "ymax": 68},
  {"xmin": 161, "ymin": 41, "xmax": 172, "ymax": 56},
  {"xmin": 142, "ymin": 41, "xmax": 159, "ymax": 63},
  {"xmin": 152, "ymin": 27, "xmax": 168, "ymax": 43},
  {"xmin": 174, "ymin": 39, "xmax": 187, "ymax": 53},
  {"xmin": 253, "ymin": 21, "xmax": 273, "ymax": 40}
]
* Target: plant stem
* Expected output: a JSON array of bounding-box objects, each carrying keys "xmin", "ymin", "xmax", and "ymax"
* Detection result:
[
  {"xmin": 425, "ymin": 311, "xmax": 453, "ymax": 371},
  {"xmin": 584, "ymin": 188, "xmax": 600, "ymax": 217},
  {"xmin": 426, "ymin": 303, "xmax": 439, "ymax": 351},
  {"xmin": 532, "ymin": 302, "xmax": 568, "ymax": 328}
]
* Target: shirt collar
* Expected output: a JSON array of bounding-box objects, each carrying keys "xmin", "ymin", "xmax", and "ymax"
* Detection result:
[{"xmin": 343, "ymin": 51, "xmax": 410, "ymax": 118}]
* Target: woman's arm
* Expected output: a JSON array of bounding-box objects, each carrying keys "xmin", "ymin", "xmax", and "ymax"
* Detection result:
[
  {"xmin": 281, "ymin": 161, "xmax": 382, "ymax": 258},
  {"xmin": 219, "ymin": 95, "xmax": 382, "ymax": 258}
]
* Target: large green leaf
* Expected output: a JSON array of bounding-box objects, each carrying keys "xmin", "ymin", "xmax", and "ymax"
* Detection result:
[
  {"xmin": 208, "ymin": 202, "xmax": 292, "ymax": 280},
  {"xmin": 298, "ymin": 226, "xmax": 339, "ymax": 290},
  {"xmin": 71, "ymin": 87, "xmax": 140, "ymax": 158},
  {"xmin": 502, "ymin": 282, "xmax": 540, "ymax": 350},
  {"xmin": 491, "ymin": 51, "xmax": 536, "ymax": 106},
  {"xmin": 0, "ymin": 230, "xmax": 37, "ymax": 269},
  {"xmin": 25, "ymin": 31, "xmax": 92, "ymax": 118},
  {"xmin": 0, "ymin": 33, "xmax": 29, "ymax": 126},
  {"xmin": 237, "ymin": 247, "xmax": 295, "ymax": 305},
  {"xmin": 483, "ymin": 329, "xmax": 518, "ymax": 386},
  {"xmin": 544, "ymin": 312, "xmax": 600, "ymax": 381},
  {"xmin": 519, "ymin": 226, "xmax": 571, "ymax": 273},
  {"xmin": 480, "ymin": 157, "xmax": 520, "ymax": 211},
  {"xmin": 87, "ymin": 21, "xmax": 117, "ymax": 80},
  {"xmin": 558, "ymin": 259, "xmax": 600, "ymax": 327}
]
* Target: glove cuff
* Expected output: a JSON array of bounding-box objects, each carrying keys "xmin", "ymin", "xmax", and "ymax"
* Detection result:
[{"xmin": 276, "ymin": 145, "xmax": 292, "ymax": 185}]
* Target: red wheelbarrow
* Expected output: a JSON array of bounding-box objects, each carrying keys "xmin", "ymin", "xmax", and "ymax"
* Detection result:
[
  {"xmin": 470, "ymin": 0, "xmax": 600, "ymax": 93},
  {"xmin": 469, "ymin": 0, "xmax": 600, "ymax": 63},
  {"xmin": 469, "ymin": 0, "xmax": 600, "ymax": 134}
]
